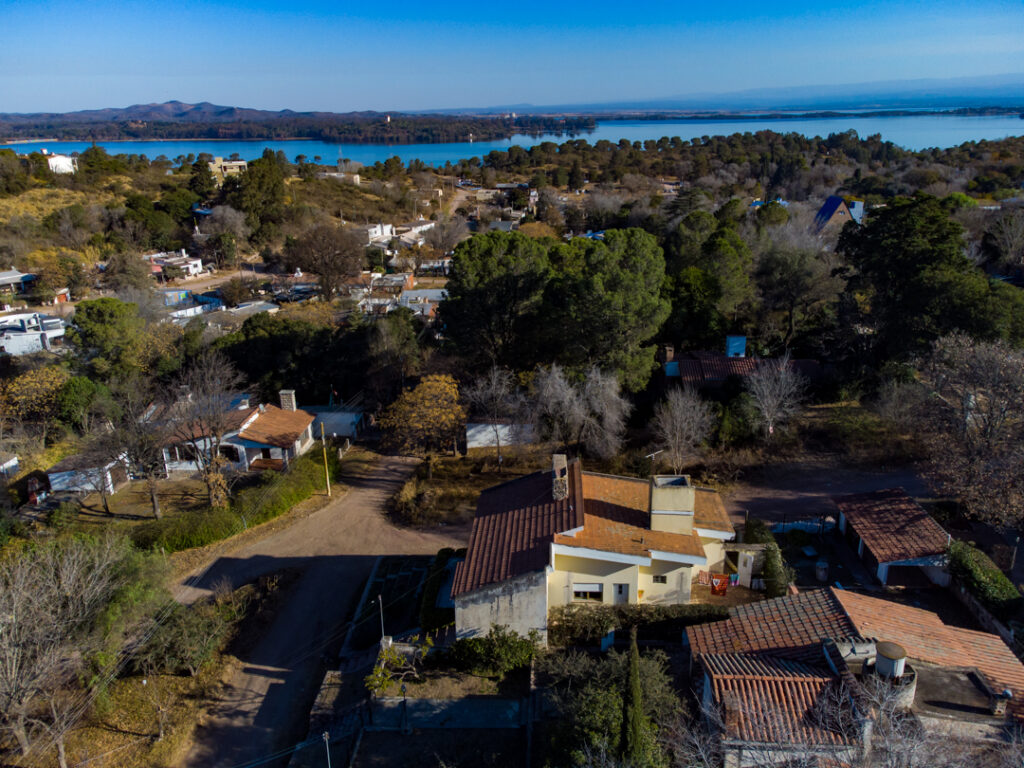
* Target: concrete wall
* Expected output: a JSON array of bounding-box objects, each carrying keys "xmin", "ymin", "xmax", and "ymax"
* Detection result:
[
  {"xmin": 454, "ymin": 569, "xmax": 548, "ymax": 641},
  {"xmin": 702, "ymin": 539, "xmax": 727, "ymax": 572},
  {"xmin": 549, "ymin": 554, "xmax": 639, "ymax": 607}
]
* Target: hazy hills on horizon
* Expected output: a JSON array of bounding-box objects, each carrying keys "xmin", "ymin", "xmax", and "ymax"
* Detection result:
[{"xmin": 2, "ymin": 73, "xmax": 1023, "ymax": 122}]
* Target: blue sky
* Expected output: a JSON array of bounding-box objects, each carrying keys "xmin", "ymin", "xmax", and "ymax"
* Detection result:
[{"xmin": 2, "ymin": 0, "xmax": 1023, "ymax": 112}]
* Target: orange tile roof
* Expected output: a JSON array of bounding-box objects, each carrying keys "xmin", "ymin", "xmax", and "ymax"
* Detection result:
[
  {"xmin": 833, "ymin": 488, "xmax": 949, "ymax": 564},
  {"xmin": 694, "ymin": 488, "xmax": 734, "ymax": 534},
  {"xmin": 553, "ymin": 472, "xmax": 705, "ymax": 560},
  {"xmin": 688, "ymin": 589, "xmax": 857, "ymax": 662},
  {"xmin": 451, "ymin": 461, "xmax": 584, "ymax": 598},
  {"xmin": 452, "ymin": 464, "xmax": 731, "ymax": 598},
  {"xmin": 705, "ymin": 654, "xmax": 854, "ymax": 746},
  {"xmin": 834, "ymin": 589, "xmax": 1024, "ymax": 719},
  {"xmin": 237, "ymin": 404, "xmax": 314, "ymax": 449}
]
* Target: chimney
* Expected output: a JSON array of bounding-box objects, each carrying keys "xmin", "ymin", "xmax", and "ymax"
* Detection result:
[
  {"xmin": 659, "ymin": 344, "xmax": 675, "ymax": 363},
  {"xmin": 552, "ymin": 454, "xmax": 568, "ymax": 501},
  {"xmin": 279, "ymin": 389, "xmax": 297, "ymax": 411}
]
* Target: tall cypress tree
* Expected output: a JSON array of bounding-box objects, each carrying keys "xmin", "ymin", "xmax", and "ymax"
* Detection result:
[{"xmin": 623, "ymin": 625, "xmax": 649, "ymax": 765}]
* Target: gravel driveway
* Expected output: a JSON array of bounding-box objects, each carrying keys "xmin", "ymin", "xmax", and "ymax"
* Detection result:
[{"xmin": 180, "ymin": 454, "xmax": 467, "ymax": 768}]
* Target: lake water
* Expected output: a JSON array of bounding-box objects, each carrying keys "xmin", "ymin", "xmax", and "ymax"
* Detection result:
[{"xmin": 3, "ymin": 113, "xmax": 1023, "ymax": 165}]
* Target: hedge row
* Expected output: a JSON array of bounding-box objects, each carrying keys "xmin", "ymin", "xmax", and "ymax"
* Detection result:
[
  {"xmin": 949, "ymin": 540, "xmax": 1023, "ymax": 624},
  {"xmin": 548, "ymin": 603, "xmax": 729, "ymax": 647},
  {"xmin": 132, "ymin": 447, "xmax": 339, "ymax": 552}
]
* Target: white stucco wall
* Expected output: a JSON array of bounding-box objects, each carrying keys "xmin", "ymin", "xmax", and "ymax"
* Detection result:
[{"xmin": 454, "ymin": 569, "xmax": 548, "ymax": 642}]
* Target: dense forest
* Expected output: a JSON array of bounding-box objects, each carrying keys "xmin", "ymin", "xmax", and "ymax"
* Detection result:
[{"xmin": 0, "ymin": 114, "xmax": 596, "ymax": 144}]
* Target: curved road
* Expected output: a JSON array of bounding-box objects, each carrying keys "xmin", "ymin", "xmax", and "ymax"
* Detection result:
[{"xmin": 180, "ymin": 454, "xmax": 466, "ymax": 768}]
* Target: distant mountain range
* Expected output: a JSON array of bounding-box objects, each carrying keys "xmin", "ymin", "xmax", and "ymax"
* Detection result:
[
  {"xmin": 428, "ymin": 73, "xmax": 1024, "ymax": 115},
  {"xmin": 2, "ymin": 74, "xmax": 1024, "ymax": 124},
  {"xmin": 0, "ymin": 101, "xmax": 377, "ymax": 124}
]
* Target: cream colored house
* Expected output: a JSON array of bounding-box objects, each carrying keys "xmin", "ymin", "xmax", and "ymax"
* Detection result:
[{"xmin": 451, "ymin": 456, "xmax": 734, "ymax": 642}]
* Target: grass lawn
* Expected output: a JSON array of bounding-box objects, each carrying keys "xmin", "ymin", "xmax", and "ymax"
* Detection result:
[
  {"xmin": 380, "ymin": 670, "xmax": 500, "ymax": 699},
  {"xmin": 77, "ymin": 477, "xmax": 209, "ymax": 527}
]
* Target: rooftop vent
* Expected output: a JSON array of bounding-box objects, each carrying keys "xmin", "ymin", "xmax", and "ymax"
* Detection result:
[
  {"xmin": 552, "ymin": 454, "xmax": 568, "ymax": 502},
  {"xmin": 876, "ymin": 641, "xmax": 907, "ymax": 679}
]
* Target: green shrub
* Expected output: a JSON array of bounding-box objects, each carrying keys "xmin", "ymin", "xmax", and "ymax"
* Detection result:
[
  {"xmin": 132, "ymin": 602, "xmax": 232, "ymax": 676},
  {"xmin": 130, "ymin": 507, "xmax": 242, "ymax": 552},
  {"xmin": 742, "ymin": 518, "xmax": 774, "ymax": 545},
  {"xmin": 446, "ymin": 625, "xmax": 538, "ymax": 676},
  {"xmin": 233, "ymin": 450, "xmax": 339, "ymax": 527},
  {"xmin": 131, "ymin": 448, "xmax": 339, "ymax": 553},
  {"xmin": 547, "ymin": 603, "xmax": 730, "ymax": 647},
  {"xmin": 741, "ymin": 519, "xmax": 792, "ymax": 597},
  {"xmin": 46, "ymin": 500, "xmax": 81, "ymax": 531},
  {"xmin": 949, "ymin": 540, "xmax": 1023, "ymax": 623},
  {"xmin": 763, "ymin": 543, "xmax": 793, "ymax": 598}
]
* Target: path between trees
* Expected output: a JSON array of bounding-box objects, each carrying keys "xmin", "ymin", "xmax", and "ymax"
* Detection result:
[{"xmin": 178, "ymin": 454, "xmax": 467, "ymax": 768}]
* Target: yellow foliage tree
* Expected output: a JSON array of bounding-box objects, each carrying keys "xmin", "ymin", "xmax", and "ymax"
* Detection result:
[
  {"xmin": 378, "ymin": 375, "xmax": 466, "ymax": 467},
  {"xmin": 1, "ymin": 365, "xmax": 70, "ymax": 439}
]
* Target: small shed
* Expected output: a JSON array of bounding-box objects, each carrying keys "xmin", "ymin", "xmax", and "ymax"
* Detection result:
[
  {"xmin": 46, "ymin": 453, "xmax": 130, "ymax": 497},
  {"xmin": 833, "ymin": 488, "xmax": 950, "ymax": 586}
]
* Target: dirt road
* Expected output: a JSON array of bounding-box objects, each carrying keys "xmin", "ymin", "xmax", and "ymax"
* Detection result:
[
  {"xmin": 180, "ymin": 454, "xmax": 466, "ymax": 768},
  {"xmin": 723, "ymin": 458, "xmax": 930, "ymax": 525}
]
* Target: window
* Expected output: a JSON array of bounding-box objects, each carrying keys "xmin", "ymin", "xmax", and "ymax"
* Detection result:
[
  {"xmin": 219, "ymin": 445, "xmax": 240, "ymax": 463},
  {"xmin": 572, "ymin": 582, "xmax": 603, "ymax": 602},
  {"xmin": 652, "ymin": 575, "xmax": 667, "ymax": 585}
]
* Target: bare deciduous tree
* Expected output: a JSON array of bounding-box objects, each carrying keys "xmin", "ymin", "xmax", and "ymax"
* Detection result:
[
  {"xmin": 871, "ymin": 379, "xmax": 928, "ymax": 433},
  {"xmin": 169, "ymin": 349, "xmax": 244, "ymax": 508},
  {"xmin": 110, "ymin": 375, "xmax": 169, "ymax": 519},
  {"xmin": 651, "ymin": 387, "xmax": 714, "ymax": 474},
  {"xmin": 285, "ymin": 223, "xmax": 364, "ymax": 298},
  {"xmin": 745, "ymin": 352, "xmax": 808, "ymax": 440},
  {"xmin": 464, "ymin": 367, "xmax": 525, "ymax": 471},
  {"xmin": 424, "ymin": 214, "xmax": 469, "ymax": 254},
  {"xmin": 0, "ymin": 536, "xmax": 135, "ymax": 758},
  {"xmin": 533, "ymin": 365, "xmax": 630, "ymax": 459},
  {"xmin": 918, "ymin": 333, "xmax": 1024, "ymax": 525},
  {"xmin": 990, "ymin": 208, "xmax": 1024, "ymax": 269}
]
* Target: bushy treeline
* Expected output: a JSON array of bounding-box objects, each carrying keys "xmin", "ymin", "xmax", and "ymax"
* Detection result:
[{"xmin": 0, "ymin": 114, "xmax": 595, "ymax": 144}]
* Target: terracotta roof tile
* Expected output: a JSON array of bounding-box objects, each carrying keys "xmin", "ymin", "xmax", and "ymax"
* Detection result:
[
  {"xmin": 710, "ymin": 665, "xmax": 854, "ymax": 746},
  {"xmin": 833, "ymin": 488, "xmax": 949, "ymax": 564},
  {"xmin": 834, "ymin": 589, "xmax": 1024, "ymax": 719},
  {"xmin": 238, "ymin": 405, "xmax": 314, "ymax": 449},
  {"xmin": 553, "ymin": 472, "xmax": 706, "ymax": 560},
  {"xmin": 694, "ymin": 488, "xmax": 734, "ymax": 534},
  {"xmin": 688, "ymin": 589, "xmax": 857, "ymax": 662},
  {"xmin": 451, "ymin": 461, "xmax": 584, "ymax": 598}
]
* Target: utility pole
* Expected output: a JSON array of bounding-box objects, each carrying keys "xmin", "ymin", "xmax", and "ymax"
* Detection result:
[
  {"xmin": 322, "ymin": 731, "xmax": 331, "ymax": 768},
  {"xmin": 320, "ymin": 422, "xmax": 331, "ymax": 497},
  {"xmin": 378, "ymin": 594, "xmax": 385, "ymax": 641}
]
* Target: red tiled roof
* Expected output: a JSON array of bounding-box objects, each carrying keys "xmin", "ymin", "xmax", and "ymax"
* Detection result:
[
  {"xmin": 452, "ymin": 464, "xmax": 731, "ymax": 598},
  {"xmin": 238, "ymin": 404, "xmax": 314, "ymax": 449},
  {"xmin": 553, "ymin": 473, "xmax": 705, "ymax": 560},
  {"xmin": 834, "ymin": 589, "xmax": 1024, "ymax": 719},
  {"xmin": 706, "ymin": 654, "xmax": 853, "ymax": 746},
  {"xmin": 451, "ymin": 461, "xmax": 584, "ymax": 598},
  {"xmin": 694, "ymin": 488, "xmax": 734, "ymax": 534},
  {"xmin": 688, "ymin": 589, "xmax": 857, "ymax": 662},
  {"xmin": 833, "ymin": 488, "xmax": 949, "ymax": 564}
]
